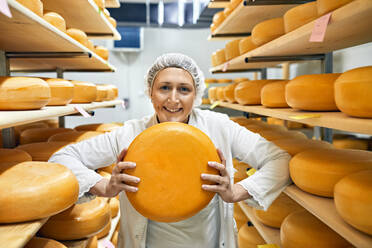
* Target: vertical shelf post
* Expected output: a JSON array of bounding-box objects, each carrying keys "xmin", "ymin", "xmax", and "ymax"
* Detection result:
[
  {"xmin": 321, "ymin": 52, "xmax": 334, "ymax": 143},
  {"xmin": 56, "ymin": 68, "xmax": 66, "ymax": 128}
]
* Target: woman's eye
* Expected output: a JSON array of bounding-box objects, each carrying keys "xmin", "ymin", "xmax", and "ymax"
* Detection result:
[
  {"xmin": 180, "ymin": 87, "xmax": 190, "ymax": 92},
  {"xmin": 160, "ymin": 85, "xmax": 170, "ymax": 90}
]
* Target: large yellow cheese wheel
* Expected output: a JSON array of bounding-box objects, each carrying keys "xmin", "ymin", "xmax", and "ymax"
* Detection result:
[
  {"xmin": 284, "ymin": 2, "xmax": 318, "ymax": 33},
  {"xmin": 66, "ymin": 28, "xmax": 89, "ymax": 47},
  {"xmin": 74, "ymin": 123, "xmax": 121, "ymax": 133},
  {"xmin": 93, "ymin": 0, "xmax": 105, "ymax": 9},
  {"xmin": 225, "ymin": 39, "xmax": 241, "ymax": 61},
  {"xmin": 16, "ymin": 142, "xmax": 71, "ymax": 161},
  {"xmin": 124, "ymin": 122, "xmax": 220, "ymax": 222},
  {"xmin": 43, "ymin": 78, "xmax": 74, "ymax": 106},
  {"xmin": 94, "ymin": 46, "xmax": 109, "ymax": 61},
  {"xmin": 20, "ymin": 127, "xmax": 72, "ymax": 145},
  {"xmin": 317, "ymin": 0, "xmax": 354, "ymax": 15},
  {"xmin": 223, "ymin": 82, "xmax": 240, "ymax": 103},
  {"xmin": 333, "ymin": 137, "xmax": 369, "ymax": 150},
  {"xmin": 238, "ymin": 224, "xmax": 265, "ymax": 248},
  {"xmin": 286, "ymin": 73, "xmax": 341, "ymax": 111},
  {"xmin": 0, "ymin": 161, "xmax": 78, "ymax": 223},
  {"xmin": 334, "ymin": 66, "xmax": 372, "ymax": 118},
  {"xmin": 234, "ymin": 203, "xmax": 249, "ymax": 230},
  {"xmin": 14, "ymin": 122, "xmax": 48, "ymax": 144},
  {"xmin": 216, "ymin": 86, "xmax": 227, "ymax": 101},
  {"xmin": 25, "ymin": 237, "xmax": 67, "ymax": 248},
  {"xmin": 108, "ymin": 16, "xmax": 117, "ymax": 28},
  {"xmin": 281, "ymin": 210, "xmax": 351, "ymax": 248},
  {"xmin": 233, "ymin": 158, "xmax": 250, "ymax": 183},
  {"xmin": 0, "ymin": 77, "xmax": 50, "ymax": 110},
  {"xmin": 95, "ymin": 85, "xmax": 109, "ymax": 102},
  {"xmin": 261, "ymin": 80, "xmax": 289, "ymax": 107},
  {"xmin": 290, "ymin": 148, "xmax": 372, "ymax": 197},
  {"xmin": 109, "ymin": 197, "xmax": 119, "ymax": 218},
  {"xmin": 239, "ymin": 36, "xmax": 258, "ymax": 55},
  {"xmin": 272, "ymin": 138, "xmax": 332, "ymax": 156},
  {"xmin": 86, "ymin": 236, "xmax": 98, "ymax": 248},
  {"xmin": 97, "ymin": 221, "xmax": 111, "ymax": 239},
  {"xmin": 257, "ymin": 130, "xmax": 307, "ymax": 141},
  {"xmin": 252, "ymin": 18, "xmax": 285, "ymax": 46},
  {"xmin": 215, "ymin": 49, "xmax": 226, "ymax": 65},
  {"xmin": 208, "ymin": 87, "xmax": 217, "ymax": 102},
  {"xmin": 40, "ymin": 197, "xmax": 111, "ymax": 240},
  {"xmin": 43, "ymin": 12, "xmax": 66, "ymax": 33},
  {"xmin": 48, "ymin": 131, "xmax": 102, "ymax": 142},
  {"xmin": 235, "ymin": 80, "xmax": 281, "ymax": 105},
  {"xmin": 254, "ymin": 193, "xmax": 303, "ymax": 228},
  {"xmin": 212, "ymin": 11, "xmax": 225, "ymax": 27},
  {"xmin": 0, "ymin": 148, "xmax": 32, "ymax": 162},
  {"xmin": 334, "ymin": 170, "xmax": 372, "ymax": 235},
  {"xmin": 70, "ymin": 80, "xmax": 97, "ymax": 103},
  {"xmin": 16, "ymin": 0, "xmax": 43, "ymax": 16}
]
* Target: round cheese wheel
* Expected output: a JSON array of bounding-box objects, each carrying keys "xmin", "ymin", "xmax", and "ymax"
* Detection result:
[
  {"xmin": 224, "ymin": 82, "xmax": 240, "ymax": 103},
  {"xmin": 14, "ymin": 122, "xmax": 48, "ymax": 143},
  {"xmin": 87, "ymin": 236, "xmax": 98, "ymax": 248},
  {"xmin": 48, "ymin": 131, "xmax": 102, "ymax": 142},
  {"xmin": 290, "ymin": 148, "xmax": 372, "ymax": 197},
  {"xmin": 43, "ymin": 12, "xmax": 66, "ymax": 33},
  {"xmin": 252, "ymin": 18, "xmax": 285, "ymax": 46},
  {"xmin": 261, "ymin": 80, "xmax": 290, "ymax": 107},
  {"xmin": 317, "ymin": 0, "xmax": 354, "ymax": 15},
  {"xmin": 234, "ymin": 203, "xmax": 249, "ymax": 230},
  {"xmin": 212, "ymin": 11, "xmax": 225, "ymax": 27},
  {"xmin": 272, "ymin": 138, "xmax": 332, "ymax": 156},
  {"xmin": 286, "ymin": 73, "xmax": 341, "ymax": 111},
  {"xmin": 108, "ymin": 16, "xmax": 117, "ymax": 28},
  {"xmin": 210, "ymin": 23, "xmax": 217, "ymax": 33},
  {"xmin": 0, "ymin": 77, "xmax": 50, "ymax": 110},
  {"xmin": 74, "ymin": 123, "xmax": 121, "ymax": 133},
  {"xmin": 0, "ymin": 148, "xmax": 32, "ymax": 162},
  {"xmin": 70, "ymin": 80, "xmax": 97, "ymax": 103},
  {"xmin": 284, "ymin": 2, "xmax": 318, "ymax": 33},
  {"xmin": 97, "ymin": 221, "xmax": 111, "ymax": 239},
  {"xmin": 109, "ymin": 197, "xmax": 119, "ymax": 218},
  {"xmin": 233, "ymin": 78, "xmax": 250, "ymax": 83},
  {"xmin": 238, "ymin": 224, "xmax": 265, "ymax": 248},
  {"xmin": 93, "ymin": 0, "xmax": 105, "ymax": 9},
  {"xmin": 208, "ymin": 87, "xmax": 217, "ymax": 102},
  {"xmin": 103, "ymin": 84, "xmax": 118, "ymax": 100},
  {"xmin": 25, "ymin": 237, "xmax": 67, "ymax": 248},
  {"xmin": 205, "ymin": 78, "xmax": 218, "ymax": 84},
  {"xmin": 225, "ymin": 39, "xmax": 241, "ymax": 60},
  {"xmin": 42, "ymin": 78, "xmax": 74, "ymax": 106},
  {"xmin": 281, "ymin": 210, "xmax": 351, "ymax": 248},
  {"xmin": 94, "ymin": 46, "xmax": 109, "ymax": 61},
  {"xmin": 124, "ymin": 122, "xmax": 220, "ymax": 222},
  {"xmin": 239, "ymin": 36, "xmax": 258, "ymax": 55},
  {"xmin": 0, "ymin": 161, "xmax": 79, "ymax": 223},
  {"xmin": 211, "ymin": 52, "xmax": 219, "ymax": 67},
  {"xmin": 215, "ymin": 49, "xmax": 226, "ymax": 66},
  {"xmin": 95, "ymin": 85, "xmax": 109, "ymax": 102},
  {"xmin": 40, "ymin": 197, "xmax": 111, "ymax": 240},
  {"xmin": 20, "ymin": 127, "xmax": 72, "ymax": 145},
  {"xmin": 16, "ymin": 0, "xmax": 43, "ymax": 16},
  {"xmin": 111, "ymin": 231, "xmax": 118, "ymax": 246},
  {"xmin": 235, "ymin": 80, "xmax": 282, "ymax": 105},
  {"xmin": 334, "ymin": 66, "xmax": 372, "ymax": 118},
  {"xmin": 66, "ymin": 28, "xmax": 89, "ymax": 47},
  {"xmin": 334, "ymin": 170, "xmax": 372, "ymax": 235},
  {"xmin": 16, "ymin": 142, "xmax": 71, "ymax": 161},
  {"xmin": 217, "ymin": 78, "xmax": 232, "ymax": 84},
  {"xmin": 233, "ymin": 158, "xmax": 250, "ymax": 183},
  {"xmin": 216, "ymin": 86, "xmax": 227, "ymax": 101},
  {"xmin": 254, "ymin": 193, "xmax": 303, "ymax": 228},
  {"xmin": 333, "ymin": 138, "xmax": 369, "ymax": 150},
  {"xmin": 257, "ymin": 130, "xmax": 307, "ymax": 141}
]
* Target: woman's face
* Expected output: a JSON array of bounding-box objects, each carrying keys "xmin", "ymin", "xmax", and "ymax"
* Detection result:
[{"xmin": 151, "ymin": 67, "xmax": 196, "ymax": 123}]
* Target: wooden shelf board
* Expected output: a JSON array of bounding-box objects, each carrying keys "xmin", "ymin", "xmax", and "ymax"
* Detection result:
[
  {"xmin": 105, "ymin": 0, "xmax": 121, "ymax": 8},
  {"xmin": 208, "ymin": 0, "xmax": 229, "ymax": 8},
  {"xmin": 0, "ymin": 218, "xmax": 48, "ymax": 248},
  {"xmin": 238, "ymin": 202, "xmax": 281, "ymax": 246},
  {"xmin": 0, "ymin": 100, "xmax": 122, "ymax": 129},
  {"xmin": 208, "ymin": 35, "xmax": 247, "ymax": 41},
  {"xmin": 42, "ymin": 0, "xmax": 121, "ymax": 40},
  {"xmin": 216, "ymin": 102, "xmax": 372, "ymax": 135},
  {"xmin": 98, "ymin": 211, "xmax": 121, "ymax": 248},
  {"xmin": 210, "ymin": 58, "xmax": 281, "ymax": 72},
  {"xmin": 284, "ymin": 185, "xmax": 372, "ymax": 248}
]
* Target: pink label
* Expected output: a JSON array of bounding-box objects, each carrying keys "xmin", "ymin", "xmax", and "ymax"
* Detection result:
[
  {"xmin": 222, "ymin": 62, "xmax": 229, "ymax": 72},
  {"xmin": 74, "ymin": 105, "xmax": 92, "ymax": 118},
  {"xmin": 102, "ymin": 240, "xmax": 115, "ymax": 248},
  {"xmin": 0, "ymin": 0, "xmax": 12, "ymax": 18},
  {"xmin": 310, "ymin": 12, "xmax": 332, "ymax": 42}
]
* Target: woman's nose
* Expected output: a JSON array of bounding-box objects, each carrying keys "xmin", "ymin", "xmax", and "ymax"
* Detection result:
[{"xmin": 168, "ymin": 89, "xmax": 180, "ymax": 103}]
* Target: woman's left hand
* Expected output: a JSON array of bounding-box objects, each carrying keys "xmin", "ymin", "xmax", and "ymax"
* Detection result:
[{"xmin": 201, "ymin": 149, "xmax": 235, "ymax": 203}]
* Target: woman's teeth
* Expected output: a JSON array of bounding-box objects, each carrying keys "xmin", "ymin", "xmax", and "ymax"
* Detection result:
[{"xmin": 164, "ymin": 107, "xmax": 181, "ymax": 113}]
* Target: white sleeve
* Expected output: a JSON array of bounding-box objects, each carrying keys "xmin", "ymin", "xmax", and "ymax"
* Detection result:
[{"xmin": 227, "ymin": 119, "xmax": 292, "ymax": 210}]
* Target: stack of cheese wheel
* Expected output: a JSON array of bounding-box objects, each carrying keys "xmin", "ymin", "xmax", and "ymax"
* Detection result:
[
  {"xmin": 239, "ymin": 36, "xmax": 258, "ymax": 55},
  {"xmin": 334, "ymin": 170, "xmax": 372, "ymax": 235},
  {"xmin": 16, "ymin": 142, "xmax": 71, "ymax": 161},
  {"xmin": 66, "ymin": 28, "xmax": 89, "ymax": 47},
  {"xmin": 233, "ymin": 158, "xmax": 250, "ymax": 183},
  {"xmin": 261, "ymin": 80, "xmax": 290, "ymax": 108},
  {"xmin": 317, "ymin": 0, "xmax": 354, "ymax": 15},
  {"xmin": 16, "ymin": 0, "xmax": 43, "ymax": 16},
  {"xmin": 257, "ymin": 130, "xmax": 307, "ymax": 141},
  {"xmin": 25, "ymin": 237, "xmax": 67, "ymax": 248},
  {"xmin": 238, "ymin": 224, "xmax": 265, "ymax": 248},
  {"xmin": 74, "ymin": 123, "xmax": 121, "ymax": 133},
  {"xmin": 334, "ymin": 66, "xmax": 372, "ymax": 118},
  {"xmin": 225, "ymin": 39, "xmax": 241, "ymax": 61},
  {"xmin": 235, "ymin": 80, "xmax": 281, "ymax": 105},
  {"xmin": 0, "ymin": 148, "xmax": 32, "ymax": 162},
  {"xmin": 0, "ymin": 77, "xmax": 50, "ymax": 110},
  {"xmin": 109, "ymin": 197, "xmax": 120, "ymax": 218},
  {"xmin": 234, "ymin": 203, "xmax": 249, "ymax": 230},
  {"xmin": 216, "ymin": 87, "xmax": 226, "ymax": 101},
  {"xmin": 0, "ymin": 161, "xmax": 79, "ymax": 223},
  {"xmin": 252, "ymin": 18, "xmax": 285, "ymax": 46},
  {"xmin": 95, "ymin": 85, "xmax": 109, "ymax": 102},
  {"xmin": 217, "ymin": 78, "xmax": 232, "ymax": 84},
  {"xmin": 224, "ymin": 82, "xmax": 240, "ymax": 103},
  {"xmin": 290, "ymin": 148, "xmax": 372, "ymax": 197},
  {"xmin": 286, "ymin": 73, "xmax": 341, "ymax": 111},
  {"xmin": 86, "ymin": 236, "xmax": 98, "ymax": 248},
  {"xmin": 253, "ymin": 193, "xmax": 303, "ymax": 228},
  {"xmin": 39, "ymin": 197, "xmax": 111, "ymax": 240},
  {"xmin": 283, "ymin": 1, "xmax": 318, "ymax": 33},
  {"xmin": 208, "ymin": 87, "xmax": 218, "ymax": 102},
  {"xmin": 43, "ymin": 12, "xmax": 66, "ymax": 33},
  {"xmin": 333, "ymin": 137, "xmax": 369, "ymax": 150},
  {"xmin": 19, "ymin": 127, "xmax": 72, "ymax": 144},
  {"xmin": 94, "ymin": 46, "xmax": 109, "ymax": 61},
  {"xmin": 43, "ymin": 78, "xmax": 74, "ymax": 106},
  {"xmin": 70, "ymin": 80, "xmax": 97, "ymax": 103},
  {"xmin": 48, "ymin": 131, "xmax": 102, "ymax": 142},
  {"xmin": 272, "ymin": 138, "xmax": 332, "ymax": 156},
  {"xmin": 281, "ymin": 210, "xmax": 351, "ymax": 248},
  {"xmin": 215, "ymin": 49, "xmax": 226, "ymax": 66}
]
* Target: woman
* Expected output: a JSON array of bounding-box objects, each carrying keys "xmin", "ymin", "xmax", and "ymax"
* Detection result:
[{"xmin": 49, "ymin": 53, "xmax": 291, "ymax": 248}]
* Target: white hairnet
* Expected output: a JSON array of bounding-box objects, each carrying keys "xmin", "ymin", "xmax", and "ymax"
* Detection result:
[{"xmin": 145, "ymin": 53, "xmax": 206, "ymax": 107}]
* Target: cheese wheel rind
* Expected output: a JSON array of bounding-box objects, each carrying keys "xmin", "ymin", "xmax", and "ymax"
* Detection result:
[
  {"xmin": 43, "ymin": 12, "xmax": 66, "ymax": 33},
  {"xmin": 16, "ymin": 0, "xmax": 43, "ymax": 16},
  {"xmin": 238, "ymin": 224, "xmax": 265, "ymax": 248},
  {"xmin": 16, "ymin": 141, "xmax": 71, "ymax": 161},
  {"xmin": 66, "ymin": 28, "xmax": 89, "ymax": 47},
  {"xmin": 284, "ymin": 2, "xmax": 318, "ymax": 33},
  {"xmin": 70, "ymin": 80, "xmax": 97, "ymax": 103},
  {"xmin": 43, "ymin": 78, "xmax": 74, "ymax": 106},
  {"xmin": 48, "ymin": 131, "xmax": 102, "ymax": 142},
  {"xmin": 317, "ymin": 0, "xmax": 354, "ymax": 15},
  {"xmin": 239, "ymin": 36, "xmax": 258, "ymax": 55},
  {"xmin": 0, "ymin": 148, "xmax": 32, "ymax": 163},
  {"xmin": 25, "ymin": 237, "xmax": 67, "ymax": 248},
  {"xmin": 261, "ymin": 80, "xmax": 289, "ymax": 107},
  {"xmin": 252, "ymin": 18, "xmax": 285, "ymax": 46},
  {"xmin": 235, "ymin": 80, "xmax": 282, "ymax": 105},
  {"xmin": 225, "ymin": 39, "xmax": 241, "ymax": 61},
  {"xmin": 20, "ymin": 127, "xmax": 72, "ymax": 145},
  {"xmin": 75, "ymin": 123, "xmax": 121, "ymax": 133}
]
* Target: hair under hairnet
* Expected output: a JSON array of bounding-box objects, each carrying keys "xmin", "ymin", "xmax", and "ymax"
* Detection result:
[{"xmin": 145, "ymin": 53, "xmax": 206, "ymax": 107}]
